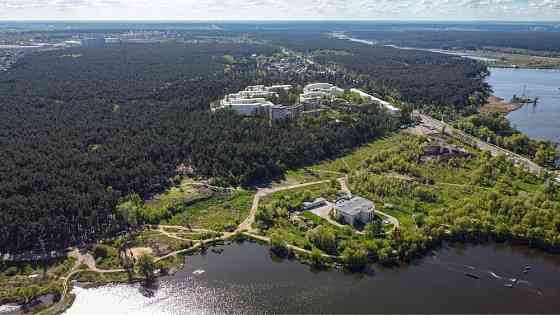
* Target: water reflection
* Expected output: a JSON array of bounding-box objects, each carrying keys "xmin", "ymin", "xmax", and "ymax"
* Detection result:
[
  {"xmin": 63, "ymin": 241, "xmax": 560, "ymax": 314},
  {"xmin": 488, "ymin": 68, "xmax": 560, "ymax": 144}
]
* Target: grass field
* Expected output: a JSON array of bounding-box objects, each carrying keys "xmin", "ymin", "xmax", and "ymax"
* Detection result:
[{"xmin": 165, "ymin": 190, "xmax": 254, "ymax": 231}]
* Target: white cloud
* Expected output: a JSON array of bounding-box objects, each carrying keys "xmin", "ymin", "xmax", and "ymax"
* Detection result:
[{"xmin": 1, "ymin": 0, "xmax": 559, "ymax": 20}]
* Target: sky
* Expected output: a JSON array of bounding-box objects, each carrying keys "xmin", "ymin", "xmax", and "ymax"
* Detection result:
[{"xmin": 1, "ymin": 0, "xmax": 559, "ymax": 21}]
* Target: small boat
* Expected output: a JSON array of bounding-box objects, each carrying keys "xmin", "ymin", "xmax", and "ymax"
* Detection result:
[
  {"xmin": 193, "ymin": 269, "xmax": 205, "ymax": 275},
  {"xmin": 465, "ymin": 273, "xmax": 480, "ymax": 279}
]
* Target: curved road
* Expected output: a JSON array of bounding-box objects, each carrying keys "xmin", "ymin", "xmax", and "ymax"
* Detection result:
[
  {"xmin": 44, "ymin": 176, "xmax": 400, "ymax": 314},
  {"xmin": 237, "ymin": 180, "xmax": 331, "ymax": 233}
]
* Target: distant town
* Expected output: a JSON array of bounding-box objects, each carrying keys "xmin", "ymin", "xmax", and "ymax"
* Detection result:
[{"xmin": 0, "ymin": 30, "xmax": 257, "ymax": 72}]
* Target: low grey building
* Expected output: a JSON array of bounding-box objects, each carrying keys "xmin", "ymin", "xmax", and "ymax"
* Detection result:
[
  {"xmin": 302, "ymin": 197, "xmax": 327, "ymax": 210},
  {"xmin": 334, "ymin": 195, "xmax": 375, "ymax": 226}
]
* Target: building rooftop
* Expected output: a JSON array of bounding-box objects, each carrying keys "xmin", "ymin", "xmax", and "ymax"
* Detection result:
[
  {"xmin": 335, "ymin": 196, "xmax": 375, "ymax": 216},
  {"xmin": 349, "ymin": 88, "xmax": 400, "ymax": 113}
]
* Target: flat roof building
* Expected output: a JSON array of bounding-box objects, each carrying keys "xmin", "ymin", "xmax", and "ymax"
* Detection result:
[
  {"xmin": 214, "ymin": 84, "xmax": 294, "ymax": 118},
  {"xmin": 350, "ymin": 88, "xmax": 400, "ymax": 114},
  {"xmin": 300, "ymin": 83, "xmax": 344, "ymax": 103},
  {"xmin": 334, "ymin": 195, "xmax": 375, "ymax": 226},
  {"xmin": 302, "ymin": 198, "xmax": 327, "ymax": 211}
]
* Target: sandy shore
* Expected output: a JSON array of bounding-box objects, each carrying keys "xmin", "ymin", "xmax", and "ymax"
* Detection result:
[{"xmin": 480, "ymin": 95, "xmax": 524, "ymax": 114}]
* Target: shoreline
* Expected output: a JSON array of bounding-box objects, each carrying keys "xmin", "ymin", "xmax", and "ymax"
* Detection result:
[
  {"xmin": 48, "ymin": 237, "xmax": 560, "ymax": 315},
  {"xmin": 479, "ymin": 95, "xmax": 524, "ymax": 115},
  {"xmin": 489, "ymin": 65, "xmax": 560, "ymax": 70}
]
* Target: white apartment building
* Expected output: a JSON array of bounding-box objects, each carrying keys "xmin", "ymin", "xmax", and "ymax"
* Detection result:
[
  {"xmin": 300, "ymin": 83, "xmax": 344, "ymax": 103},
  {"xmin": 215, "ymin": 84, "xmax": 293, "ymax": 117},
  {"xmin": 350, "ymin": 88, "xmax": 401, "ymax": 114}
]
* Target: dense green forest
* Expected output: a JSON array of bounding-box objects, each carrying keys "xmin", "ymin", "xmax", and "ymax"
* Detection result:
[
  {"xmin": 0, "ymin": 27, "xmax": 494, "ymax": 254},
  {"xmin": 0, "ymin": 42, "xmax": 399, "ymax": 253},
  {"xmin": 348, "ymin": 30, "xmax": 560, "ymax": 55},
  {"xmin": 260, "ymin": 32, "xmax": 490, "ymax": 111}
]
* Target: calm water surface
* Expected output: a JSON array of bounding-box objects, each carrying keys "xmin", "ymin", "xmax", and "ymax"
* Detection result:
[
  {"xmin": 487, "ymin": 68, "xmax": 560, "ymax": 143},
  {"xmin": 64, "ymin": 242, "xmax": 560, "ymax": 314}
]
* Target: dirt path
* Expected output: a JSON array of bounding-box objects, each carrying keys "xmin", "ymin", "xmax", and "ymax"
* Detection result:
[
  {"xmin": 338, "ymin": 175, "xmax": 350, "ymax": 194},
  {"xmin": 310, "ymin": 203, "xmax": 346, "ymax": 228},
  {"xmin": 242, "ymin": 232, "xmax": 337, "ymax": 259},
  {"xmin": 40, "ymin": 250, "xmax": 126, "ymax": 315},
  {"xmin": 154, "ymin": 235, "xmax": 227, "ymax": 262},
  {"xmin": 236, "ymin": 180, "xmax": 331, "ymax": 233},
  {"xmin": 45, "ymin": 176, "xmax": 398, "ymax": 314},
  {"xmin": 375, "ymin": 210, "xmax": 400, "ymax": 229}
]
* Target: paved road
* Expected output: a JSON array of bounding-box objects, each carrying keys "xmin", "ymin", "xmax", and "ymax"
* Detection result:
[
  {"xmin": 375, "ymin": 210, "xmax": 400, "ymax": 229},
  {"xmin": 417, "ymin": 113, "xmax": 545, "ymax": 175},
  {"xmin": 310, "ymin": 202, "xmax": 347, "ymax": 229}
]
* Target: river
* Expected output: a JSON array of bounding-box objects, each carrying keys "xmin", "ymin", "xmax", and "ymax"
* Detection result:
[
  {"xmin": 62, "ymin": 241, "xmax": 560, "ymax": 314},
  {"xmin": 17, "ymin": 40, "xmax": 560, "ymax": 315},
  {"xmin": 486, "ymin": 68, "xmax": 560, "ymax": 144},
  {"xmin": 335, "ymin": 35, "xmax": 560, "ymax": 144}
]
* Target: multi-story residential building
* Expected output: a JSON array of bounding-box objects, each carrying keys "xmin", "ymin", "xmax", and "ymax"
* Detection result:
[
  {"xmin": 300, "ymin": 83, "xmax": 344, "ymax": 103},
  {"xmin": 349, "ymin": 88, "xmax": 401, "ymax": 114},
  {"xmin": 215, "ymin": 85, "xmax": 295, "ymax": 118}
]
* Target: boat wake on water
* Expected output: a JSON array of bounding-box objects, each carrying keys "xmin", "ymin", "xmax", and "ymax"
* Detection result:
[{"xmin": 428, "ymin": 257, "xmax": 543, "ymax": 296}]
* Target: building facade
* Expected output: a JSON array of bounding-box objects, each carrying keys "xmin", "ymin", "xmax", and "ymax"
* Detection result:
[
  {"xmin": 300, "ymin": 83, "xmax": 344, "ymax": 103},
  {"xmin": 215, "ymin": 84, "xmax": 295, "ymax": 118},
  {"xmin": 349, "ymin": 88, "xmax": 400, "ymax": 114},
  {"xmin": 302, "ymin": 198, "xmax": 327, "ymax": 210},
  {"xmin": 334, "ymin": 195, "xmax": 375, "ymax": 226}
]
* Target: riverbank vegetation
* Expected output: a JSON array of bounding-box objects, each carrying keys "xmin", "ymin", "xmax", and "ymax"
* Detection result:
[
  {"xmin": 454, "ymin": 113, "xmax": 559, "ymax": 168},
  {"xmin": 255, "ymin": 133, "xmax": 560, "ymax": 268},
  {"xmin": 0, "ymin": 258, "xmax": 72, "ymax": 305}
]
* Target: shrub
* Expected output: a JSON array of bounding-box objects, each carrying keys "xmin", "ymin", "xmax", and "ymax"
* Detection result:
[
  {"xmin": 310, "ymin": 248, "xmax": 325, "ymax": 267},
  {"xmin": 306, "ymin": 226, "xmax": 337, "ymax": 254},
  {"xmin": 93, "ymin": 244, "xmax": 117, "ymax": 259},
  {"xmin": 341, "ymin": 245, "xmax": 369, "ymax": 271},
  {"xmin": 4, "ymin": 266, "xmax": 18, "ymax": 276},
  {"xmin": 137, "ymin": 254, "xmax": 156, "ymax": 282},
  {"xmin": 269, "ymin": 231, "xmax": 289, "ymax": 257}
]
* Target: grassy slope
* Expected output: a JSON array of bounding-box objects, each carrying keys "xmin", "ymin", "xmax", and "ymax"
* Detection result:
[{"xmin": 256, "ymin": 132, "xmax": 560, "ymax": 258}]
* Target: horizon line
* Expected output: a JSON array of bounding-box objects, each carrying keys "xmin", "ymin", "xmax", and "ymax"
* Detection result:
[{"xmin": 1, "ymin": 19, "xmax": 559, "ymax": 23}]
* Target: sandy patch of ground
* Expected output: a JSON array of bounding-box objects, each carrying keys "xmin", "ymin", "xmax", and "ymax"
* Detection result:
[
  {"xmin": 128, "ymin": 247, "xmax": 153, "ymax": 259},
  {"xmin": 480, "ymin": 96, "xmax": 523, "ymax": 114}
]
